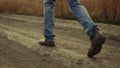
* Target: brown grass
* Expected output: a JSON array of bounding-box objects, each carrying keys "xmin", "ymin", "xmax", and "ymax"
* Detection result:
[
  {"xmin": 0, "ymin": 0, "xmax": 43, "ymax": 15},
  {"xmin": 0, "ymin": 0, "xmax": 120, "ymax": 19}
]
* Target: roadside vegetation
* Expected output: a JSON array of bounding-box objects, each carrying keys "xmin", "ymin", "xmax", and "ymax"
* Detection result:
[{"xmin": 0, "ymin": 0, "xmax": 119, "ymax": 25}]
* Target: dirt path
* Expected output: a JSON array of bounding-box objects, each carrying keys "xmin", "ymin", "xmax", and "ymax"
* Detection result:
[{"xmin": 0, "ymin": 13, "xmax": 120, "ymax": 68}]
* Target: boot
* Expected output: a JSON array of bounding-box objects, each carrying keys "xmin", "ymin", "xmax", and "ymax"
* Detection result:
[
  {"xmin": 87, "ymin": 26, "xmax": 106, "ymax": 57},
  {"xmin": 39, "ymin": 39, "xmax": 55, "ymax": 47}
]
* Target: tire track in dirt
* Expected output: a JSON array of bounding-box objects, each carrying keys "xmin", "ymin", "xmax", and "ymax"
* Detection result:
[
  {"xmin": 0, "ymin": 31, "xmax": 67, "ymax": 68},
  {"xmin": 0, "ymin": 13, "xmax": 120, "ymax": 43},
  {"xmin": 0, "ymin": 22, "xmax": 88, "ymax": 68},
  {"xmin": 0, "ymin": 14, "xmax": 119, "ymax": 54},
  {"xmin": 0, "ymin": 14, "xmax": 120, "ymax": 68}
]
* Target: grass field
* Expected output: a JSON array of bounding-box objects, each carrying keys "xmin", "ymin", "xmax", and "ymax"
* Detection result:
[{"xmin": 0, "ymin": 0, "xmax": 119, "ymax": 25}]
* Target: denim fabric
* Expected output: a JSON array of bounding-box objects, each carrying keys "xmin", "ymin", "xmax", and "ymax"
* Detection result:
[{"xmin": 43, "ymin": 0, "xmax": 95, "ymax": 41}]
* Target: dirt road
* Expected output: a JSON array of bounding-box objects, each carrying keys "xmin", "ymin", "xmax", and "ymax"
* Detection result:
[{"xmin": 0, "ymin": 13, "xmax": 120, "ymax": 68}]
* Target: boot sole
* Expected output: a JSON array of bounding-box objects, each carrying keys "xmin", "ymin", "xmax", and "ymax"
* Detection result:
[{"xmin": 39, "ymin": 42, "xmax": 55, "ymax": 47}]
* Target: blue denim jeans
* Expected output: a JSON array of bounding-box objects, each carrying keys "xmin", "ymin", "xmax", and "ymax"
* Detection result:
[{"xmin": 44, "ymin": 0, "xmax": 95, "ymax": 41}]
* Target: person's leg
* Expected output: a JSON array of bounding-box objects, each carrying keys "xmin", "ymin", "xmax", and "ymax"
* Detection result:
[
  {"xmin": 68, "ymin": 0, "xmax": 95, "ymax": 37},
  {"xmin": 39, "ymin": 0, "xmax": 56, "ymax": 47},
  {"xmin": 68, "ymin": 0, "xmax": 106, "ymax": 57},
  {"xmin": 44, "ymin": 0, "xmax": 56, "ymax": 42}
]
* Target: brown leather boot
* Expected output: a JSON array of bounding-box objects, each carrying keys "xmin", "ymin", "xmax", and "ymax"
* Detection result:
[
  {"xmin": 87, "ymin": 26, "xmax": 106, "ymax": 57},
  {"xmin": 39, "ymin": 39, "xmax": 55, "ymax": 47}
]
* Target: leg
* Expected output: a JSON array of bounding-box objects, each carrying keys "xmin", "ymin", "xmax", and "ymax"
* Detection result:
[
  {"xmin": 68, "ymin": 0, "xmax": 106, "ymax": 57},
  {"xmin": 44, "ymin": 0, "xmax": 56, "ymax": 41},
  {"xmin": 68, "ymin": 0, "xmax": 95, "ymax": 37},
  {"xmin": 39, "ymin": 0, "xmax": 56, "ymax": 47}
]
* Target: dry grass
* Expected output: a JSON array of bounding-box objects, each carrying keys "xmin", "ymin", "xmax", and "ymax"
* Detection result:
[
  {"xmin": 0, "ymin": 0, "xmax": 43, "ymax": 15},
  {"xmin": 0, "ymin": 0, "xmax": 120, "ymax": 19},
  {"xmin": 82, "ymin": 0, "xmax": 120, "ymax": 19}
]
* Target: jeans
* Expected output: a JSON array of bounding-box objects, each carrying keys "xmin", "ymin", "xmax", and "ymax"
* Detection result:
[{"xmin": 44, "ymin": 0, "xmax": 95, "ymax": 41}]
